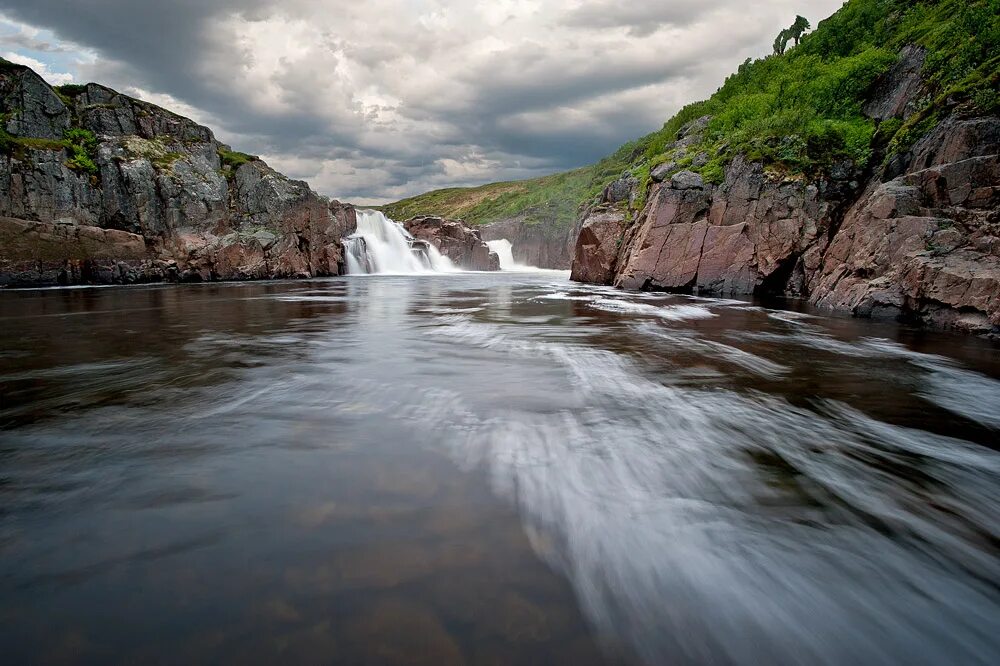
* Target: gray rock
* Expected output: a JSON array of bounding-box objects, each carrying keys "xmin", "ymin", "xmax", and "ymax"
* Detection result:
[
  {"xmin": 650, "ymin": 161, "xmax": 678, "ymax": 182},
  {"xmin": 0, "ymin": 63, "xmax": 70, "ymax": 140},
  {"xmin": 602, "ymin": 173, "xmax": 637, "ymax": 204},
  {"xmin": 863, "ymin": 45, "xmax": 926, "ymax": 121},
  {"xmin": 670, "ymin": 170, "xmax": 705, "ymax": 190},
  {"xmin": 678, "ymin": 115, "xmax": 711, "ymax": 139}
]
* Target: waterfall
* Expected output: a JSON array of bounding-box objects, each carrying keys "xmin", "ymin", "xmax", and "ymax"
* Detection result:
[
  {"xmin": 343, "ymin": 210, "xmax": 456, "ymax": 274},
  {"xmin": 486, "ymin": 239, "xmax": 530, "ymax": 271}
]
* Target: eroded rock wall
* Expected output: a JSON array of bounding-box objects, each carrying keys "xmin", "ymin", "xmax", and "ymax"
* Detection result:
[{"xmin": 0, "ymin": 63, "xmax": 357, "ymax": 286}]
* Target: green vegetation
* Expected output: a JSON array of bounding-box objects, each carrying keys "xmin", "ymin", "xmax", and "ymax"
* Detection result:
[
  {"xmin": 218, "ymin": 148, "xmax": 256, "ymax": 170},
  {"xmin": 54, "ymin": 83, "xmax": 88, "ymax": 107},
  {"xmin": 0, "ymin": 125, "xmax": 99, "ymax": 176},
  {"xmin": 54, "ymin": 83, "xmax": 87, "ymax": 97},
  {"xmin": 383, "ymin": 0, "xmax": 999, "ymax": 230},
  {"xmin": 63, "ymin": 128, "xmax": 99, "ymax": 175}
]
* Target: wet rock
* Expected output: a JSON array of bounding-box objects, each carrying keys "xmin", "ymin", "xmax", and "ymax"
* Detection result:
[
  {"xmin": 403, "ymin": 216, "xmax": 499, "ymax": 270},
  {"xmin": 0, "ymin": 216, "xmax": 162, "ymax": 286}
]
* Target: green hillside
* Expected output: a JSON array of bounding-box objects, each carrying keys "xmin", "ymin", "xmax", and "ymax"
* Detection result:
[{"xmin": 382, "ymin": 0, "xmax": 998, "ymax": 227}]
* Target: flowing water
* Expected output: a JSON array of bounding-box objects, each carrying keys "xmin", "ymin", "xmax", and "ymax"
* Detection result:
[
  {"xmin": 486, "ymin": 239, "xmax": 532, "ymax": 271},
  {"xmin": 343, "ymin": 210, "xmax": 456, "ymax": 274},
  {"xmin": 1, "ymin": 273, "xmax": 998, "ymax": 665}
]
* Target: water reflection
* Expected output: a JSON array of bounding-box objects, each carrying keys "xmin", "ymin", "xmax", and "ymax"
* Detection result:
[{"xmin": 0, "ymin": 274, "xmax": 998, "ymax": 664}]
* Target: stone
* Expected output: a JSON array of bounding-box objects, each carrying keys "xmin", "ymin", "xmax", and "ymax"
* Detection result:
[
  {"xmin": 403, "ymin": 216, "xmax": 500, "ymax": 270},
  {"xmin": 601, "ymin": 173, "xmax": 637, "ymax": 204},
  {"xmin": 670, "ymin": 170, "xmax": 705, "ymax": 190},
  {"xmin": 650, "ymin": 161, "xmax": 678, "ymax": 183},
  {"xmin": 863, "ymin": 45, "xmax": 926, "ymax": 121},
  {"xmin": 569, "ymin": 208, "xmax": 625, "ymax": 285},
  {"xmin": 0, "ymin": 62, "xmax": 358, "ymax": 286},
  {"xmin": 0, "ymin": 63, "xmax": 70, "ymax": 140}
]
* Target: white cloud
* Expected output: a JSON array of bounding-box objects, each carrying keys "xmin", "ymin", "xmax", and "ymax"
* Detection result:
[{"xmin": 1, "ymin": 50, "xmax": 73, "ymax": 85}]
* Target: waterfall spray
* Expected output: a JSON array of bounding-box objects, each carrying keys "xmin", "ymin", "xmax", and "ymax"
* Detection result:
[{"xmin": 343, "ymin": 211, "xmax": 456, "ymax": 274}]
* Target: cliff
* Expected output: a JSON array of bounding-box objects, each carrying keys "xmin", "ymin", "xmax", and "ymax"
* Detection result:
[
  {"xmin": 574, "ymin": 111, "xmax": 1000, "ymax": 333},
  {"xmin": 0, "ymin": 60, "xmax": 356, "ymax": 286},
  {"xmin": 569, "ymin": 0, "xmax": 999, "ymax": 335}
]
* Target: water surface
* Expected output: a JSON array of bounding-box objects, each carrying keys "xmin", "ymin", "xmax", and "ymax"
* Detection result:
[{"xmin": 1, "ymin": 273, "xmax": 998, "ymax": 664}]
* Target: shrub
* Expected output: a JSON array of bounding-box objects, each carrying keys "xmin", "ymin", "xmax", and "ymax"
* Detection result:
[
  {"xmin": 218, "ymin": 148, "xmax": 255, "ymax": 170},
  {"xmin": 63, "ymin": 128, "xmax": 99, "ymax": 175}
]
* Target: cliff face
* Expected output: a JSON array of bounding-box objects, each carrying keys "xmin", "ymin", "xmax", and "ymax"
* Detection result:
[
  {"xmin": 0, "ymin": 62, "xmax": 356, "ymax": 286},
  {"xmin": 479, "ymin": 217, "xmax": 575, "ymax": 269},
  {"xmin": 571, "ymin": 48, "xmax": 1000, "ymax": 335}
]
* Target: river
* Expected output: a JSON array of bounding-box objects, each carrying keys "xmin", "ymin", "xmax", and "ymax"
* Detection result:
[{"xmin": 1, "ymin": 272, "xmax": 998, "ymax": 664}]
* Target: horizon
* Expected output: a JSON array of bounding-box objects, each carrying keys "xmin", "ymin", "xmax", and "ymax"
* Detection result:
[{"xmin": 0, "ymin": 0, "xmax": 844, "ymax": 205}]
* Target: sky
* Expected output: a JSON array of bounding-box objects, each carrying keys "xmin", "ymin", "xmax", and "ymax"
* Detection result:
[{"xmin": 0, "ymin": 1, "xmax": 845, "ymax": 205}]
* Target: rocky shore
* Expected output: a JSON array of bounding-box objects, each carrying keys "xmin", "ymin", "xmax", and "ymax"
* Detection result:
[{"xmin": 571, "ymin": 46, "xmax": 1000, "ymax": 335}]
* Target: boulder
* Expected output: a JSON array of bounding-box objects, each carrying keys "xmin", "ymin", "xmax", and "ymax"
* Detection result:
[
  {"xmin": 569, "ymin": 208, "xmax": 625, "ymax": 285},
  {"xmin": 403, "ymin": 216, "xmax": 499, "ymax": 270}
]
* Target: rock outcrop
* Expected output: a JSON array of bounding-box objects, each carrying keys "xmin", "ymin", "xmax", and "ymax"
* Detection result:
[
  {"xmin": 570, "ymin": 46, "xmax": 1000, "ymax": 335},
  {"xmin": 402, "ymin": 216, "xmax": 499, "ymax": 270},
  {"xmin": 479, "ymin": 217, "xmax": 575, "ymax": 269},
  {"xmin": 0, "ymin": 61, "xmax": 356, "ymax": 286},
  {"xmin": 569, "ymin": 207, "xmax": 625, "ymax": 284}
]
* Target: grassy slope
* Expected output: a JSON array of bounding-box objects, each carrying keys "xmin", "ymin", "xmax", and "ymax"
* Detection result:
[{"xmin": 382, "ymin": 0, "xmax": 998, "ymax": 227}]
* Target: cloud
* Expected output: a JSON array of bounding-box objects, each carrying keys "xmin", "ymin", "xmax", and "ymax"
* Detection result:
[
  {"xmin": 0, "ymin": 1, "xmax": 846, "ymax": 204},
  {"xmin": 1, "ymin": 51, "xmax": 73, "ymax": 85}
]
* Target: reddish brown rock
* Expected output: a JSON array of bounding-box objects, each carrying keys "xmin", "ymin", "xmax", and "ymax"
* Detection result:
[
  {"xmin": 569, "ymin": 208, "xmax": 625, "ymax": 284},
  {"xmin": 403, "ymin": 216, "xmax": 499, "ymax": 270},
  {"xmin": 571, "ymin": 100, "xmax": 998, "ymax": 334},
  {"xmin": 610, "ymin": 158, "xmax": 838, "ymax": 295}
]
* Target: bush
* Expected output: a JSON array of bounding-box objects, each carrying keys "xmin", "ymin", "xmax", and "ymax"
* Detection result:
[
  {"xmin": 63, "ymin": 128, "xmax": 99, "ymax": 175},
  {"xmin": 218, "ymin": 148, "xmax": 255, "ymax": 170}
]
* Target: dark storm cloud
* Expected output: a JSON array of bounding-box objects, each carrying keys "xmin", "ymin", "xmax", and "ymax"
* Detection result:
[
  {"xmin": 561, "ymin": 0, "xmax": 730, "ymax": 36},
  {"xmin": 0, "ymin": 0, "xmax": 845, "ymax": 204}
]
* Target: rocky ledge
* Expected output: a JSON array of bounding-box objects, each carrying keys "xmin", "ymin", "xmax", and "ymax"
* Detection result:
[
  {"xmin": 571, "ymin": 48, "xmax": 1000, "ymax": 336},
  {"xmin": 0, "ymin": 60, "xmax": 356, "ymax": 287},
  {"xmin": 403, "ymin": 216, "xmax": 499, "ymax": 271}
]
